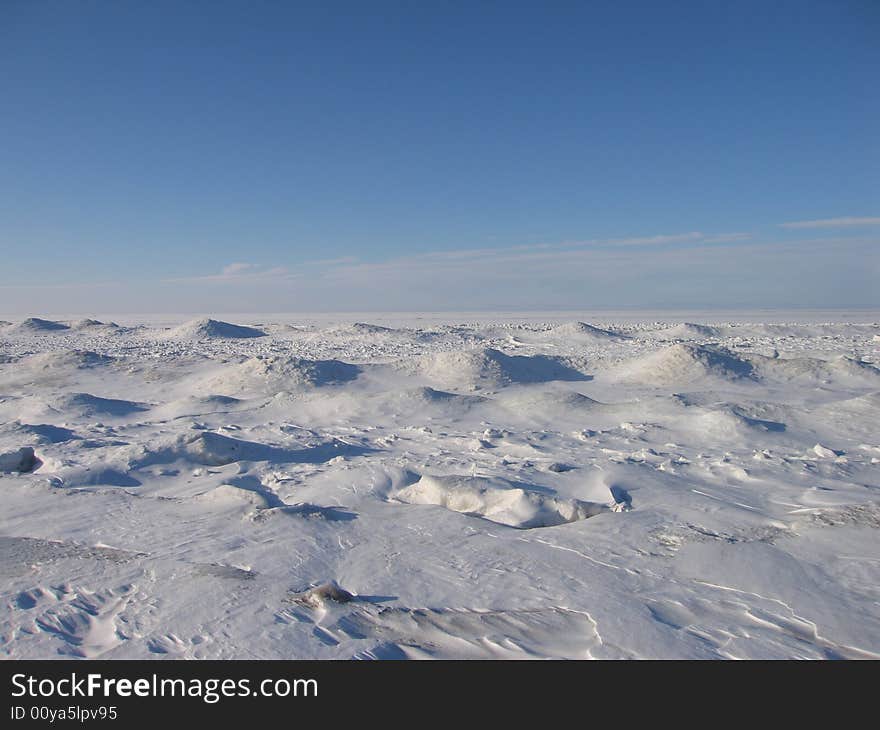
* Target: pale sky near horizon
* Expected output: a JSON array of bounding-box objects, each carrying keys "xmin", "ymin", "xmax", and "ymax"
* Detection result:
[{"xmin": 1, "ymin": 1, "xmax": 877, "ymax": 313}]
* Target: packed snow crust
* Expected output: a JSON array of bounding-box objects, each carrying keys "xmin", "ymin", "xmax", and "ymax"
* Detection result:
[{"xmin": 0, "ymin": 312, "xmax": 879, "ymax": 659}]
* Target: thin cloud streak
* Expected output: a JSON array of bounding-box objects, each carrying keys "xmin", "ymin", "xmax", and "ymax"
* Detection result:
[
  {"xmin": 2, "ymin": 234, "xmax": 875, "ymax": 312},
  {"xmin": 320, "ymin": 231, "xmax": 766, "ymax": 280},
  {"xmin": 317, "ymin": 234, "xmax": 877, "ymax": 289},
  {"xmin": 165, "ymin": 230, "xmax": 745, "ymax": 285},
  {"xmin": 164, "ymin": 263, "xmax": 298, "ymax": 284},
  {"xmin": 779, "ymin": 216, "xmax": 880, "ymax": 229},
  {"xmin": 362, "ymin": 230, "xmax": 751, "ymax": 265}
]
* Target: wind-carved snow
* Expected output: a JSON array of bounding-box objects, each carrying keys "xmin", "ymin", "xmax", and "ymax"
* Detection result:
[
  {"xmin": 394, "ymin": 474, "xmax": 620, "ymax": 528},
  {"xmin": 165, "ymin": 318, "xmax": 267, "ymax": 340},
  {"xmin": 609, "ymin": 343, "xmax": 756, "ymax": 385},
  {"xmin": 0, "ymin": 313, "xmax": 879, "ymax": 659}
]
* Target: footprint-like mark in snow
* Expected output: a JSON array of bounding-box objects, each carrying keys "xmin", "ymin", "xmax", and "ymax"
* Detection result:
[
  {"xmin": 146, "ymin": 633, "xmax": 189, "ymax": 655},
  {"xmin": 15, "ymin": 583, "xmax": 136, "ymax": 658}
]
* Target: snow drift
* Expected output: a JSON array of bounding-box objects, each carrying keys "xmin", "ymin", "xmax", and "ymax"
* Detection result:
[
  {"xmin": 198, "ymin": 355, "xmax": 361, "ymax": 395},
  {"xmin": 17, "ymin": 350, "xmax": 114, "ymax": 371},
  {"xmin": 6, "ymin": 318, "xmax": 69, "ymax": 333},
  {"xmin": 394, "ymin": 474, "xmax": 617, "ymax": 528},
  {"xmin": 546, "ymin": 321, "xmax": 625, "ymax": 341},
  {"xmin": 651, "ymin": 322, "xmax": 721, "ymax": 340},
  {"xmin": 610, "ymin": 344, "xmax": 755, "ymax": 385},
  {"xmin": 167, "ymin": 318, "xmax": 266, "ymax": 339},
  {"xmin": 52, "ymin": 393, "xmax": 150, "ymax": 418},
  {"xmin": 403, "ymin": 348, "xmax": 588, "ymax": 389},
  {"xmin": 752, "ymin": 354, "xmax": 880, "ymax": 384}
]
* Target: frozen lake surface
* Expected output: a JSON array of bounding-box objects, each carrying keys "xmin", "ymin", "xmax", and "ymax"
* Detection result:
[{"xmin": 1, "ymin": 312, "xmax": 879, "ymax": 659}]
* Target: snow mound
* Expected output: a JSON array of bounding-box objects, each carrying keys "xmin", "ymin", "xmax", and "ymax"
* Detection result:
[
  {"xmin": 52, "ymin": 466, "xmax": 142, "ymax": 488},
  {"xmin": 157, "ymin": 431, "xmax": 372, "ymax": 467},
  {"xmin": 334, "ymin": 322, "xmax": 395, "ymax": 334},
  {"xmin": 318, "ymin": 322, "xmax": 441, "ymax": 343},
  {"xmin": 18, "ymin": 350, "xmax": 114, "ymax": 371},
  {"xmin": 372, "ymin": 387, "xmax": 487, "ymax": 411},
  {"xmin": 0, "ymin": 422, "xmax": 78, "ymax": 444},
  {"xmin": 184, "ymin": 432, "xmax": 287, "ymax": 465},
  {"xmin": 71, "ymin": 318, "xmax": 120, "ymax": 331},
  {"xmin": 498, "ymin": 389, "xmax": 603, "ymax": 412},
  {"xmin": 402, "ymin": 386, "xmax": 478, "ymax": 402},
  {"xmin": 6, "ymin": 318, "xmax": 69, "ymax": 333},
  {"xmin": 655, "ymin": 323, "xmax": 720, "ymax": 340},
  {"xmin": 151, "ymin": 394, "xmax": 247, "ymax": 419},
  {"xmin": 394, "ymin": 474, "xmax": 615, "ymax": 528},
  {"xmin": 548, "ymin": 321, "xmax": 624, "ymax": 340},
  {"xmin": 193, "ymin": 484, "xmax": 272, "ymax": 510},
  {"xmin": 689, "ymin": 406, "xmax": 786, "ymax": 439},
  {"xmin": 168, "ymin": 318, "xmax": 266, "ymax": 339},
  {"xmin": 611, "ymin": 344, "xmax": 755, "ymax": 385},
  {"xmin": 404, "ymin": 348, "xmax": 588, "ymax": 388},
  {"xmin": 752, "ymin": 354, "xmax": 880, "ymax": 384},
  {"xmin": 200, "ymin": 356, "xmax": 361, "ymax": 395},
  {"xmin": 53, "ymin": 393, "xmax": 150, "ymax": 417}
]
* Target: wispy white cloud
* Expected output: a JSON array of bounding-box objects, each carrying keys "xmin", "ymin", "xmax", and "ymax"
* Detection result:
[
  {"xmin": 293, "ymin": 233, "xmax": 876, "ymax": 311},
  {"xmin": 164, "ymin": 263, "xmax": 297, "ymax": 284},
  {"xmin": 161, "ymin": 230, "xmax": 757, "ymax": 287},
  {"xmin": 353, "ymin": 230, "xmax": 749, "ymax": 267},
  {"xmin": 549, "ymin": 230, "xmax": 752, "ymax": 247},
  {"xmin": 221, "ymin": 262, "xmax": 258, "ymax": 276},
  {"xmin": 304, "ymin": 256, "xmax": 360, "ymax": 267},
  {"xmin": 167, "ymin": 256, "xmax": 362, "ymax": 284},
  {"xmin": 316, "ymin": 233, "xmax": 872, "ymax": 288},
  {"xmin": 317, "ymin": 230, "xmax": 754, "ymax": 280},
  {"xmin": 3, "ymin": 233, "xmax": 875, "ymax": 312},
  {"xmin": 595, "ymin": 231, "xmax": 705, "ymax": 246},
  {"xmin": 702, "ymin": 232, "xmax": 752, "ymax": 243},
  {"xmin": 502, "ymin": 230, "xmax": 709, "ymax": 251},
  {"xmin": 779, "ymin": 216, "xmax": 880, "ymax": 229}
]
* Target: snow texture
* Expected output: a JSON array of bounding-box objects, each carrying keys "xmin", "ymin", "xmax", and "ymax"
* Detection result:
[{"xmin": 0, "ymin": 312, "xmax": 879, "ymax": 659}]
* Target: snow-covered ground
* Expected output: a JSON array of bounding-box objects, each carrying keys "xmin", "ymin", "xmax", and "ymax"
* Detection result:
[{"xmin": 1, "ymin": 312, "xmax": 879, "ymax": 659}]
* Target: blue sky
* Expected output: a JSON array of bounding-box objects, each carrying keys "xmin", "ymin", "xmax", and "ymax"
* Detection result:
[{"xmin": 1, "ymin": 0, "xmax": 877, "ymax": 313}]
